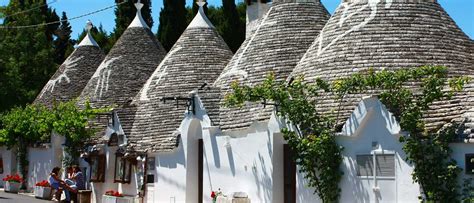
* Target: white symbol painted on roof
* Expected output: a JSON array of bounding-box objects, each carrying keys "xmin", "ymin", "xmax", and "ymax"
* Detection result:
[
  {"xmin": 92, "ymin": 56, "xmax": 122, "ymax": 99},
  {"xmin": 213, "ymin": 7, "xmax": 274, "ymax": 86},
  {"xmin": 39, "ymin": 56, "xmax": 84, "ymax": 98},
  {"xmin": 139, "ymin": 47, "xmax": 183, "ymax": 101},
  {"xmin": 309, "ymin": 0, "xmax": 392, "ymax": 58}
]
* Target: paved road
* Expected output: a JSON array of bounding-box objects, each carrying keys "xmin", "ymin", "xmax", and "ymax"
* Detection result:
[{"xmin": 0, "ymin": 191, "xmax": 51, "ymax": 203}]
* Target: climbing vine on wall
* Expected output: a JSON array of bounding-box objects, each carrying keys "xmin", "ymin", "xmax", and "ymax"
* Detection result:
[
  {"xmin": 333, "ymin": 66, "xmax": 470, "ymax": 202},
  {"xmin": 225, "ymin": 74, "xmax": 343, "ymax": 202},
  {"xmin": 225, "ymin": 66, "xmax": 470, "ymax": 202}
]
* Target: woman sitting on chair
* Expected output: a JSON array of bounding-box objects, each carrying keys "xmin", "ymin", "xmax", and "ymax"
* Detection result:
[{"xmin": 48, "ymin": 167, "xmax": 76, "ymax": 202}]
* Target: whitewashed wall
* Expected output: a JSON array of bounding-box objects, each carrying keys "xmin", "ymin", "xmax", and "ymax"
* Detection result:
[
  {"xmin": 27, "ymin": 134, "xmax": 64, "ymax": 190},
  {"xmin": 0, "ymin": 147, "xmax": 16, "ymax": 187},
  {"xmin": 148, "ymin": 142, "xmax": 187, "ymax": 203},
  {"xmin": 336, "ymin": 97, "xmax": 419, "ymax": 203}
]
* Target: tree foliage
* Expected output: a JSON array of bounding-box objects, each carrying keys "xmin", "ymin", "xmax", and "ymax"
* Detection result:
[
  {"xmin": 225, "ymin": 66, "xmax": 470, "ymax": 202},
  {"xmin": 0, "ymin": 0, "xmax": 59, "ymax": 113},
  {"xmin": 157, "ymin": 0, "xmax": 188, "ymax": 51},
  {"xmin": 219, "ymin": 0, "xmax": 245, "ymax": 53},
  {"xmin": 53, "ymin": 12, "xmax": 74, "ymax": 64},
  {"xmin": 0, "ymin": 100, "xmax": 110, "ymax": 181}
]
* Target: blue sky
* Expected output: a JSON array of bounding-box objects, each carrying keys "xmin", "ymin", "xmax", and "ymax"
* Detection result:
[{"xmin": 0, "ymin": 0, "xmax": 473, "ymax": 39}]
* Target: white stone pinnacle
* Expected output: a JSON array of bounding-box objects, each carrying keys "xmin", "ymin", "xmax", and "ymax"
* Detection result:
[
  {"xmin": 129, "ymin": 0, "xmax": 149, "ymax": 29},
  {"xmin": 78, "ymin": 20, "xmax": 99, "ymax": 47},
  {"xmin": 188, "ymin": 0, "xmax": 215, "ymax": 29},
  {"xmin": 197, "ymin": 0, "xmax": 206, "ymax": 7}
]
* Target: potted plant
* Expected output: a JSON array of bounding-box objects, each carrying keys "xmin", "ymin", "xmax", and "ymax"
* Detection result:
[
  {"xmin": 103, "ymin": 190, "xmax": 123, "ymax": 203},
  {"xmin": 2, "ymin": 174, "xmax": 23, "ymax": 193},
  {"xmin": 34, "ymin": 180, "xmax": 52, "ymax": 200},
  {"xmin": 211, "ymin": 188, "xmax": 223, "ymax": 203}
]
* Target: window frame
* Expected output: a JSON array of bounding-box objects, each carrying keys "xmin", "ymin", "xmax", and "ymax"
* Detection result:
[
  {"xmin": 466, "ymin": 154, "xmax": 474, "ymax": 175},
  {"xmin": 114, "ymin": 153, "xmax": 133, "ymax": 184},
  {"xmin": 356, "ymin": 150, "xmax": 396, "ymax": 180},
  {"xmin": 89, "ymin": 154, "xmax": 106, "ymax": 182}
]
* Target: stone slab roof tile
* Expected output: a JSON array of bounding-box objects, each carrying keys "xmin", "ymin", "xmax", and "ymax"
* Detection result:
[
  {"xmin": 130, "ymin": 26, "xmax": 233, "ymax": 152},
  {"xmin": 78, "ymin": 26, "xmax": 167, "ymax": 145},
  {"xmin": 34, "ymin": 46, "xmax": 105, "ymax": 107},
  {"xmin": 291, "ymin": 0, "xmax": 474, "ymax": 132},
  {"xmin": 211, "ymin": 1, "xmax": 330, "ymax": 132}
]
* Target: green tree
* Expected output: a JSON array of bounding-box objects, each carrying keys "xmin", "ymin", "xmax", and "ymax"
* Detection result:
[
  {"xmin": 77, "ymin": 24, "xmax": 112, "ymax": 53},
  {"xmin": 157, "ymin": 0, "xmax": 188, "ymax": 51},
  {"xmin": 0, "ymin": 101, "xmax": 110, "ymax": 185},
  {"xmin": 219, "ymin": 0, "xmax": 245, "ymax": 52},
  {"xmin": 53, "ymin": 12, "xmax": 74, "ymax": 64},
  {"xmin": 110, "ymin": 0, "xmax": 153, "ymax": 47},
  {"xmin": 0, "ymin": 0, "xmax": 58, "ymax": 113}
]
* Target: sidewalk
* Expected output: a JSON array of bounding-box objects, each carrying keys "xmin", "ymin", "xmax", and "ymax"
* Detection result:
[{"xmin": 0, "ymin": 189, "xmax": 51, "ymax": 203}]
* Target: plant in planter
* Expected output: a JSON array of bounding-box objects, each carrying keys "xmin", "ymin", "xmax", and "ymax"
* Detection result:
[
  {"xmin": 105, "ymin": 190, "xmax": 123, "ymax": 197},
  {"xmin": 3, "ymin": 174, "xmax": 23, "ymax": 193},
  {"xmin": 103, "ymin": 190, "xmax": 128, "ymax": 203},
  {"xmin": 211, "ymin": 188, "xmax": 223, "ymax": 203},
  {"xmin": 34, "ymin": 180, "xmax": 52, "ymax": 200}
]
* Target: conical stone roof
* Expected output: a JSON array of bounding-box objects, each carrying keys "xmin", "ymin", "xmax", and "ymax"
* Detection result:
[
  {"xmin": 129, "ymin": 3, "xmax": 233, "ymax": 152},
  {"xmin": 291, "ymin": 0, "xmax": 474, "ymax": 130},
  {"xmin": 212, "ymin": 0, "xmax": 330, "ymax": 132},
  {"xmin": 78, "ymin": 2, "xmax": 167, "ymax": 137},
  {"xmin": 35, "ymin": 21, "xmax": 105, "ymax": 107}
]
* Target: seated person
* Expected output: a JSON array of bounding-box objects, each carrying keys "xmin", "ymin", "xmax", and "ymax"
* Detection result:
[
  {"xmin": 72, "ymin": 165, "xmax": 85, "ymax": 190},
  {"xmin": 67, "ymin": 165, "xmax": 85, "ymax": 202},
  {"xmin": 48, "ymin": 167, "xmax": 76, "ymax": 203}
]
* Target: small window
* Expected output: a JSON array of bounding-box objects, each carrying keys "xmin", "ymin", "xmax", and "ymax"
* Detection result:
[
  {"xmin": 114, "ymin": 153, "xmax": 133, "ymax": 183},
  {"xmin": 0, "ymin": 156, "xmax": 3, "ymax": 174},
  {"xmin": 147, "ymin": 157, "xmax": 155, "ymax": 171},
  {"xmin": 89, "ymin": 154, "xmax": 106, "ymax": 182},
  {"xmin": 357, "ymin": 155, "xmax": 374, "ymax": 176},
  {"xmin": 357, "ymin": 154, "xmax": 395, "ymax": 177},
  {"xmin": 376, "ymin": 154, "xmax": 395, "ymax": 177},
  {"xmin": 146, "ymin": 174, "xmax": 154, "ymax": 184},
  {"xmin": 466, "ymin": 154, "xmax": 474, "ymax": 175},
  {"xmin": 108, "ymin": 133, "xmax": 119, "ymax": 146}
]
